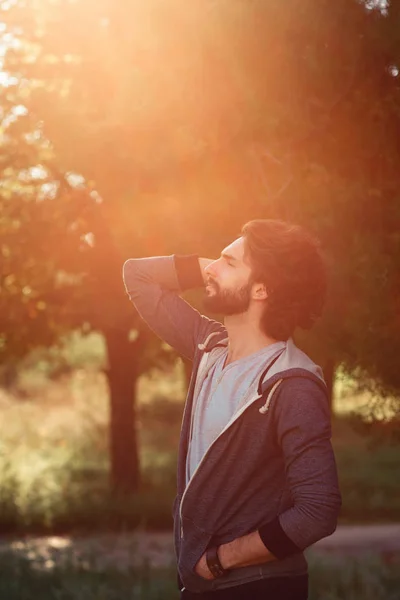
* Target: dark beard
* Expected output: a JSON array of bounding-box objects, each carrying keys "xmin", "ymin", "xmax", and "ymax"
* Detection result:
[{"xmin": 203, "ymin": 281, "xmax": 252, "ymax": 316}]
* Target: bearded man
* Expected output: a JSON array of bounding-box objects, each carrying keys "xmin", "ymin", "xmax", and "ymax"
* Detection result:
[{"xmin": 122, "ymin": 219, "xmax": 341, "ymax": 600}]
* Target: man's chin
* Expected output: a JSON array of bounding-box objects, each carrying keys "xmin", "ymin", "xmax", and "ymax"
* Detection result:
[
  {"xmin": 203, "ymin": 293, "xmax": 224, "ymax": 314},
  {"xmin": 203, "ymin": 285, "xmax": 251, "ymax": 315},
  {"xmin": 203, "ymin": 299, "xmax": 235, "ymax": 316},
  {"xmin": 203, "ymin": 298, "xmax": 219, "ymax": 313}
]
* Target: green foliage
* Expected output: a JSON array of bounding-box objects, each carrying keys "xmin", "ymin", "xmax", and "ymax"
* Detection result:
[
  {"xmin": 334, "ymin": 434, "xmax": 400, "ymax": 522},
  {"xmin": 0, "ymin": 446, "xmax": 176, "ymax": 535},
  {"xmin": 19, "ymin": 331, "xmax": 107, "ymax": 380},
  {"xmin": 0, "ymin": 461, "xmax": 21, "ymax": 533},
  {"xmin": 0, "ymin": 361, "xmax": 398, "ymax": 532},
  {"xmin": 1, "ymin": 0, "xmax": 400, "ymax": 401},
  {"xmin": 0, "ymin": 366, "xmax": 182, "ymax": 533}
]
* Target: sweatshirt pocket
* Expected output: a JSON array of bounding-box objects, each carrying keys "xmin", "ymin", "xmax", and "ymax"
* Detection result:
[{"xmin": 178, "ymin": 516, "xmax": 213, "ymax": 592}]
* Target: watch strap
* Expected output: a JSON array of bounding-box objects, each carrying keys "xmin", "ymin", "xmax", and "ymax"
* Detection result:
[{"xmin": 206, "ymin": 546, "xmax": 228, "ymax": 578}]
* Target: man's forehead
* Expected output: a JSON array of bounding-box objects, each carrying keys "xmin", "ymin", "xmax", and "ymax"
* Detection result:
[{"xmin": 222, "ymin": 237, "xmax": 246, "ymax": 260}]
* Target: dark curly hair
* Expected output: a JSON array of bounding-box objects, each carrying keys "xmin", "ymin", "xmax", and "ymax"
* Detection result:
[{"xmin": 241, "ymin": 219, "xmax": 327, "ymax": 341}]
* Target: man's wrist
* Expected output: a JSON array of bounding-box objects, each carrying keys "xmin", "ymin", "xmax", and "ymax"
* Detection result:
[
  {"xmin": 205, "ymin": 547, "xmax": 229, "ymax": 578},
  {"xmin": 217, "ymin": 541, "xmax": 236, "ymax": 570},
  {"xmin": 174, "ymin": 254, "xmax": 204, "ymax": 290}
]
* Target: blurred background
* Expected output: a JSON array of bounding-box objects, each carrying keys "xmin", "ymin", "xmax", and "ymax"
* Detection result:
[{"xmin": 0, "ymin": 0, "xmax": 399, "ymax": 598}]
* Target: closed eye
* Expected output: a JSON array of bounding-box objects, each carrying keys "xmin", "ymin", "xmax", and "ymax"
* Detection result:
[{"xmin": 221, "ymin": 252, "xmax": 238, "ymax": 266}]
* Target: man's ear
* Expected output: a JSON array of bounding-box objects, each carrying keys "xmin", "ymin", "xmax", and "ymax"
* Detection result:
[{"xmin": 253, "ymin": 283, "xmax": 268, "ymax": 301}]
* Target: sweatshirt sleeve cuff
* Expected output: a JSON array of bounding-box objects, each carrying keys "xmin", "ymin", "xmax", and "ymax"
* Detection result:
[
  {"xmin": 173, "ymin": 254, "xmax": 204, "ymax": 291},
  {"xmin": 258, "ymin": 516, "xmax": 301, "ymax": 560}
]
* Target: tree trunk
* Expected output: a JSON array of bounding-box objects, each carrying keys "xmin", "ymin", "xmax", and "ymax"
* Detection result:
[
  {"xmin": 104, "ymin": 328, "xmax": 140, "ymax": 494},
  {"xmin": 323, "ymin": 358, "xmax": 335, "ymax": 415}
]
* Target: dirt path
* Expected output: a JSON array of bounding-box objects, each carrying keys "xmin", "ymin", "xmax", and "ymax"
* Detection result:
[{"xmin": 1, "ymin": 524, "xmax": 399, "ymax": 571}]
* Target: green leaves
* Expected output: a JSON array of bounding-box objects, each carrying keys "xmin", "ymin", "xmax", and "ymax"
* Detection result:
[{"xmin": 1, "ymin": 0, "xmax": 400, "ymax": 411}]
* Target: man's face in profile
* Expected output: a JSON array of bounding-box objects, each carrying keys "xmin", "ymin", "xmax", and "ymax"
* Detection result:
[{"xmin": 203, "ymin": 237, "xmax": 254, "ymax": 316}]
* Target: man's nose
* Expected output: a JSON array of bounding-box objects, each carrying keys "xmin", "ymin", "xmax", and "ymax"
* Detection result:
[{"xmin": 204, "ymin": 260, "xmax": 217, "ymax": 278}]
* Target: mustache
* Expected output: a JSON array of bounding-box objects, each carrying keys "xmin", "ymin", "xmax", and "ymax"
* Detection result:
[{"xmin": 206, "ymin": 278, "xmax": 218, "ymax": 288}]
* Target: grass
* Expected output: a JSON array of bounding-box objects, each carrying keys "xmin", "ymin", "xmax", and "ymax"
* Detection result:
[
  {"xmin": 0, "ymin": 331, "xmax": 399, "ymax": 532},
  {"xmin": 307, "ymin": 554, "xmax": 400, "ymax": 600},
  {"xmin": 0, "ymin": 550, "xmax": 178, "ymax": 600},
  {"xmin": 0, "ymin": 550, "xmax": 398, "ymax": 600}
]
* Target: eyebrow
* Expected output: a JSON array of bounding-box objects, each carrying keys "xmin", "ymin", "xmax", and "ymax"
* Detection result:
[{"xmin": 221, "ymin": 252, "xmax": 239, "ymax": 263}]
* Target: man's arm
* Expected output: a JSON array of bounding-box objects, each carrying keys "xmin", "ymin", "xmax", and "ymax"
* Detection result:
[
  {"xmin": 122, "ymin": 254, "xmax": 221, "ymax": 361},
  {"xmin": 256, "ymin": 377, "xmax": 341, "ymax": 559},
  {"xmin": 219, "ymin": 531, "xmax": 275, "ymax": 569}
]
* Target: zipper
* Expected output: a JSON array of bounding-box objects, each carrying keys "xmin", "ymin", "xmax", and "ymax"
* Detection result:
[
  {"xmin": 184, "ymin": 345, "xmax": 228, "ymax": 486},
  {"xmin": 179, "ymin": 381, "xmax": 280, "ymax": 538},
  {"xmin": 179, "ymin": 345, "xmax": 217, "ymax": 540},
  {"xmin": 184, "ymin": 351, "xmax": 211, "ymax": 473},
  {"xmin": 179, "ymin": 349, "xmax": 211, "ymax": 465}
]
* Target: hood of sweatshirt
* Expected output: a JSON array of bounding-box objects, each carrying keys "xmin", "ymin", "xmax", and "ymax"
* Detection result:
[{"xmin": 198, "ymin": 330, "xmax": 326, "ymax": 396}]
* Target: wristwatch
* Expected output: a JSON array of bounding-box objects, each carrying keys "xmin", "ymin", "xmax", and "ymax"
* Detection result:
[{"xmin": 206, "ymin": 546, "xmax": 229, "ymax": 578}]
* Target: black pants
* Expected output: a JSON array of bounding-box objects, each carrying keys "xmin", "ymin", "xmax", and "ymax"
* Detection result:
[{"xmin": 180, "ymin": 574, "xmax": 308, "ymax": 600}]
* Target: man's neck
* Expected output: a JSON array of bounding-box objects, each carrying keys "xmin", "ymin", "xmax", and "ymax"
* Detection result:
[{"xmin": 223, "ymin": 314, "xmax": 279, "ymax": 367}]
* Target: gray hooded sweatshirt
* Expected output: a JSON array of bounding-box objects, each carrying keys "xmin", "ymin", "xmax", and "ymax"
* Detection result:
[{"xmin": 122, "ymin": 253, "xmax": 341, "ymax": 593}]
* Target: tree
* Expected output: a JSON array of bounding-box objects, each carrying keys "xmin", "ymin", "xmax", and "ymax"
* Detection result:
[
  {"xmin": 1, "ymin": 0, "xmax": 400, "ymax": 498},
  {"xmin": 0, "ymin": 100, "xmax": 175, "ymax": 492}
]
